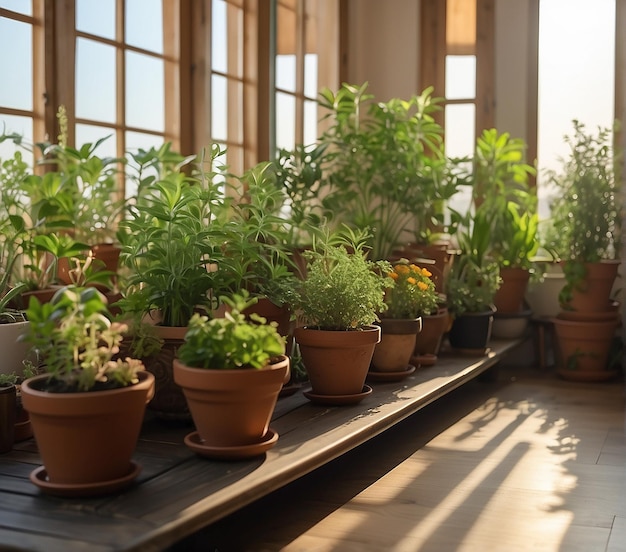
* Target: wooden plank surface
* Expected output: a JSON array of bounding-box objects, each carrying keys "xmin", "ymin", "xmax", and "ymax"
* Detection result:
[{"xmin": 0, "ymin": 339, "xmax": 522, "ymax": 552}]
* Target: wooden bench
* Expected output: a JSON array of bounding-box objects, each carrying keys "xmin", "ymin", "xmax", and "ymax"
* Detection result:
[{"xmin": 0, "ymin": 338, "xmax": 523, "ymax": 552}]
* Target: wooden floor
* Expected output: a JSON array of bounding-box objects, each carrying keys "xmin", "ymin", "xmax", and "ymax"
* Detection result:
[{"xmin": 173, "ymin": 362, "xmax": 626, "ymax": 552}]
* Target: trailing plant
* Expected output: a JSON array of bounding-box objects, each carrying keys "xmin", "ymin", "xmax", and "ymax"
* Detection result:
[
  {"xmin": 177, "ymin": 291, "xmax": 286, "ymax": 370},
  {"xmin": 22, "ymin": 285, "xmax": 144, "ymax": 393},
  {"xmin": 294, "ymin": 227, "xmax": 392, "ymax": 330}
]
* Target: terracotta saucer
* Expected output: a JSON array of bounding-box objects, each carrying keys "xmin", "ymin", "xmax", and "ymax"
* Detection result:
[
  {"xmin": 30, "ymin": 462, "xmax": 141, "ymax": 498},
  {"xmin": 367, "ymin": 364, "xmax": 416, "ymax": 382},
  {"xmin": 184, "ymin": 428, "xmax": 279, "ymax": 460},
  {"xmin": 303, "ymin": 384, "xmax": 373, "ymax": 406}
]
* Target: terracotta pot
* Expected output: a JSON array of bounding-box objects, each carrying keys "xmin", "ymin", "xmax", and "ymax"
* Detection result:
[
  {"xmin": 21, "ymin": 371, "xmax": 154, "ymax": 486},
  {"xmin": 243, "ymin": 297, "xmax": 293, "ymax": 339},
  {"xmin": 560, "ymin": 260, "xmax": 620, "ymax": 313},
  {"xmin": 173, "ymin": 355, "xmax": 289, "ymax": 448},
  {"xmin": 371, "ymin": 318, "xmax": 422, "ymax": 372},
  {"xmin": 553, "ymin": 317, "xmax": 619, "ymax": 381},
  {"xmin": 494, "ymin": 267, "xmax": 530, "ymax": 314},
  {"xmin": 0, "ymin": 384, "xmax": 16, "ymax": 453},
  {"xmin": 448, "ymin": 307, "xmax": 496, "ymax": 354},
  {"xmin": 413, "ymin": 307, "xmax": 450, "ymax": 358},
  {"xmin": 294, "ymin": 325, "xmax": 381, "ymax": 397},
  {"xmin": 91, "ymin": 243, "xmax": 121, "ymax": 273},
  {"xmin": 141, "ymin": 325, "xmax": 190, "ymax": 420}
]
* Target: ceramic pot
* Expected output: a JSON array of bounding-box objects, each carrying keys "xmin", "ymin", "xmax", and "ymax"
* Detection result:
[
  {"xmin": 21, "ymin": 371, "xmax": 154, "ymax": 489},
  {"xmin": 173, "ymin": 355, "xmax": 289, "ymax": 448},
  {"xmin": 560, "ymin": 260, "xmax": 620, "ymax": 314},
  {"xmin": 448, "ymin": 307, "xmax": 496, "ymax": 354},
  {"xmin": 494, "ymin": 267, "xmax": 530, "ymax": 314},
  {"xmin": 140, "ymin": 325, "xmax": 190, "ymax": 420},
  {"xmin": 553, "ymin": 317, "xmax": 619, "ymax": 381},
  {"xmin": 525, "ymin": 268, "xmax": 566, "ymax": 319},
  {"xmin": 371, "ymin": 318, "xmax": 422, "ymax": 372},
  {"xmin": 491, "ymin": 307, "xmax": 532, "ymax": 339},
  {"xmin": 0, "ymin": 384, "xmax": 16, "ymax": 453},
  {"xmin": 413, "ymin": 307, "xmax": 449, "ymax": 358},
  {"xmin": 0, "ymin": 319, "xmax": 32, "ymax": 378},
  {"xmin": 294, "ymin": 325, "xmax": 381, "ymax": 397}
]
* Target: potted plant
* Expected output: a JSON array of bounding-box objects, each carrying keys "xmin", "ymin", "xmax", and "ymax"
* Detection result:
[
  {"xmin": 369, "ymin": 259, "xmax": 438, "ymax": 378},
  {"xmin": 0, "ymin": 373, "xmax": 17, "ymax": 453},
  {"xmin": 20, "ymin": 283, "xmax": 154, "ymax": 497},
  {"xmin": 545, "ymin": 120, "xmax": 621, "ymax": 314},
  {"xmin": 292, "ymin": 228, "xmax": 391, "ymax": 404},
  {"xmin": 445, "ymin": 210, "xmax": 502, "ymax": 354},
  {"xmin": 173, "ymin": 291, "xmax": 289, "ymax": 459},
  {"xmin": 316, "ymin": 83, "xmax": 452, "ymax": 261}
]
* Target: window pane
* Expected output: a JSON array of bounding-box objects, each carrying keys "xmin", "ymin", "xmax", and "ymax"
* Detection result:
[
  {"xmin": 445, "ymin": 55, "xmax": 476, "ymax": 99},
  {"xmin": 76, "ymin": 38, "xmax": 116, "ymax": 123},
  {"xmin": 212, "ymin": 0, "xmax": 227, "ymax": 73},
  {"xmin": 125, "ymin": 131, "xmax": 163, "ymax": 198},
  {"xmin": 304, "ymin": 53, "xmax": 318, "ymax": 98},
  {"xmin": 0, "ymin": 0, "xmax": 31, "ymax": 16},
  {"xmin": 537, "ymin": 0, "xmax": 615, "ymax": 219},
  {"xmin": 125, "ymin": 0, "xmax": 163, "ymax": 53},
  {"xmin": 76, "ymin": 0, "xmax": 115, "ymax": 40},
  {"xmin": 276, "ymin": 55, "xmax": 296, "ymax": 93},
  {"xmin": 276, "ymin": 92, "xmax": 295, "ymax": 150},
  {"xmin": 75, "ymin": 124, "xmax": 116, "ymax": 156},
  {"xmin": 0, "ymin": 115, "xmax": 33, "ymax": 163},
  {"xmin": 303, "ymin": 99, "xmax": 317, "ymax": 145},
  {"xmin": 0, "ymin": 18, "xmax": 32, "ymax": 110},
  {"xmin": 445, "ymin": 103, "xmax": 475, "ymax": 216},
  {"xmin": 211, "ymin": 74, "xmax": 227, "ymax": 141},
  {"xmin": 126, "ymin": 51, "xmax": 164, "ymax": 132}
]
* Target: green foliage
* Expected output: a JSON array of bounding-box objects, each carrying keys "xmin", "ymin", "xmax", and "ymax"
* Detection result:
[
  {"xmin": 294, "ymin": 228, "xmax": 391, "ymax": 330},
  {"xmin": 177, "ymin": 291, "xmax": 285, "ymax": 370},
  {"xmin": 471, "ymin": 128, "xmax": 538, "ymax": 268},
  {"xmin": 446, "ymin": 210, "xmax": 502, "ymax": 316},
  {"xmin": 315, "ymin": 83, "xmax": 460, "ymax": 259},
  {"xmin": 23, "ymin": 285, "xmax": 144, "ymax": 392}
]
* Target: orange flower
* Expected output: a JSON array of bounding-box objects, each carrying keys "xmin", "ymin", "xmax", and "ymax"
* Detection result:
[
  {"xmin": 407, "ymin": 277, "xmax": 417, "ymax": 285},
  {"xmin": 421, "ymin": 267, "xmax": 432, "ymax": 277},
  {"xmin": 417, "ymin": 281, "xmax": 428, "ymax": 291},
  {"xmin": 388, "ymin": 272, "xmax": 399, "ymax": 280},
  {"xmin": 394, "ymin": 264, "xmax": 410, "ymax": 274}
]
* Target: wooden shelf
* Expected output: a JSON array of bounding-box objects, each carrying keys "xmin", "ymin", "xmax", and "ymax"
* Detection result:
[{"xmin": 0, "ymin": 338, "xmax": 523, "ymax": 552}]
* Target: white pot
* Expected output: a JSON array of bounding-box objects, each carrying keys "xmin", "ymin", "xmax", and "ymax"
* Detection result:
[
  {"xmin": 525, "ymin": 271, "xmax": 565, "ymax": 319},
  {"xmin": 0, "ymin": 320, "xmax": 32, "ymax": 376}
]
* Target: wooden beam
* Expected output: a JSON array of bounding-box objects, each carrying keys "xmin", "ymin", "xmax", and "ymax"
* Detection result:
[{"xmin": 475, "ymin": 0, "xmax": 494, "ymax": 135}]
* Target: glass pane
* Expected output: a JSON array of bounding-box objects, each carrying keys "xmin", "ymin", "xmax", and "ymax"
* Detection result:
[
  {"xmin": 0, "ymin": 0, "xmax": 31, "ymax": 16},
  {"xmin": 303, "ymin": 99, "xmax": 317, "ymax": 145},
  {"xmin": 445, "ymin": 55, "xmax": 476, "ymax": 99},
  {"xmin": 445, "ymin": 103, "xmax": 475, "ymax": 216},
  {"xmin": 126, "ymin": 51, "xmax": 164, "ymax": 132},
  {"xmin": 304, "ymin": 53, "xmax": 318, "ymax": 98},
  {"xmin": 0, "ymin": 115, "xmax": 33, "ymax": 164},
  {"xmin": 75, "ymin": 124, "xmax": 116, "ymax": 156},
  {"xmin": 76, "ymin": 38, "xmax": 116, "ymax": 123},
  {"xmin": 212, "ymin": 0, "xmax": 227, "ymax": 73},
  {"xmin": 211, "ymin": 74, "xmax": 227, "ymax": 141},
  {"xmin": 76, "ymin": 0, "xmax": 115, "ymax": 40},
  {"xmin": 537, "ymin": 0, "xmax": 615, "ymax": 220},
  {"xmin": 276, "ymin": 92, "xmax": 295, "ymax": 150},
  {"xmin": 126, "ymin": 0, "xmax": 163, "ymax": 53},
  {"xmin": 0, "ymin": 18, "xmax": 32, "ymax": 110},
  {"xmin": 276, "ymin": 55, "xmax": 296, "ymax": 93}
]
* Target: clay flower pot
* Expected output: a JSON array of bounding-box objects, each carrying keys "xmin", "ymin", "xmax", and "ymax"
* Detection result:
[
  {"xmin": 371, "ymin": 318, "xmax": 422, "ymax": 372},
  {"xmin": 21, "ymin": 371, "xmax": 155, "ymax": 495}
]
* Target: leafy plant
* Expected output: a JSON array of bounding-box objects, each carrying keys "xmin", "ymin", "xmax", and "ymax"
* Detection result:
[
  {"xmin": 117, "ymin": 143, "xmax": 228, "ymax": 327},
  {"xmin": 316, "ymin": 83, "xmax": 455, "ymax": 260},
  {"xmin": 177, "ymin": 291, "xmax": 286, "ymax": 370},
  {"xmin": 544, "ymin": 120, "xmax": 621, "ymax": 303},
  {"xmin": 293, "ymin": 228, "xmax": 392, "ymax": 330},
  {"xmin": 446, "ymin": 210, "xmax": 502, "ymax": 316},
  {"xmin": 382, "ymin": 259, "xmax": 439, "ymax": 319},
  {"xmin": 22, "ymin": 285, "xmax": 144, "ymax": 393}
]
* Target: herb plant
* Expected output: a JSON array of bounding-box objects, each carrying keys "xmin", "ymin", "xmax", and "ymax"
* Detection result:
[{"xmin": 177, "ymin": 291, "xmax": 285, "ymax": 370}]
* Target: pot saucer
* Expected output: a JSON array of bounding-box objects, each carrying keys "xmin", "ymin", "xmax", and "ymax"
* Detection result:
[
  {"xmin": 30, "ymin": 462, "xmax": 141, "ymax": 498},
  {"xmin": 303, "ymin": 384, "xmax": 373, "ymax": 406},
  {"xmin": 367, "ymin": 365, "xmax": 416, "ymax": 382},
  {"xmin": 184, "ymin": 428, "xmax": 279, "ymax": 460}
]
